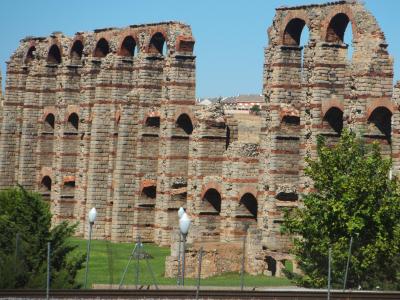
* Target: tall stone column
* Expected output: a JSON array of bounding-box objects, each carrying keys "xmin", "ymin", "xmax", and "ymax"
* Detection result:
[{"xmin": 154, "ymin": 50, "xmax": 196, "ymax": 246}]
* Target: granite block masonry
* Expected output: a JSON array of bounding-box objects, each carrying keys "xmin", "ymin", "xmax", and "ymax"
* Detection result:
[{"xmin": 1, "ymin": 0, "xmax": 399, "ymax": 277}]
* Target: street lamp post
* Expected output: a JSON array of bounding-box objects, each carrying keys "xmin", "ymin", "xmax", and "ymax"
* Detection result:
[
  {"xmin": 84, "ymin": 207, "xmax": 97, "ymax": 289},
  {"xmin": 179, "ymin": 212, "xmax": 191, "ymax": 286},
  {"xmin": 177, "ymin": 207, "xmax": 185, "ymax": 286}
]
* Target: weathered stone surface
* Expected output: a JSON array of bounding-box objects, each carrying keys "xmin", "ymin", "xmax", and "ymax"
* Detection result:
[{"xmin": 1, "ymin": 0, "xmax": 399, "ymax": 279}]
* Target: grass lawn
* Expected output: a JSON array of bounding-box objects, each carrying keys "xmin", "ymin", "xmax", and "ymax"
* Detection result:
[{"xmin": 69, "ymin": 238, "xmax": 294, "ymax": 288}]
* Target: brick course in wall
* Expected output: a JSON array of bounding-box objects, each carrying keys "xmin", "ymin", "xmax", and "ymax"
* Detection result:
[{"xmin": 1, "ymin": 1, "xmax": 399, "ymax": 278}]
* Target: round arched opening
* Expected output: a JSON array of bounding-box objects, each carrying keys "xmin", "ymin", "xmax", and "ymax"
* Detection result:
[
  {"xmin": 283, "ymin": 18, "xmax": 307, "ymax": 46},
  {"xmin": 47, "ymin": 44, "xmax": 62, "ymax": 64},
  {"xmin": 368, "ymin": 107, "xmax": 392, "ymax": 143},
  {"xmin": 176, "ymin": 114, "xmax": 193, "ymax": 135},
  {"xmin": 70, "ymin": 40, "xmax": 84, "ymax": 61},
  {"xmin": 25, "ymin": 46, "xmax": 36, "ymax": 64},
  {"xmin": 41, "ymin": 176, "xmax": 52, "ymax": 192},
  {"xmin": 67, "ymin": 113, "xmax": 79, "ymax": 132},
  {"xmin": 149, "ymin": 32, "xmax": 167, "ymax": 55},
  {"xmin": 326, "ymin": 13, "xmax": 350, "ymax": 43},
  {"xmin": 239, "ymin": 193, "xmax": 258, "ymax": 219},
  {"xmin": 323, "ymin": 107, "xmax": 343, "ymax": 134},
  {"xmin": 94, "ymin": 38, "xmax": 110, "ymax": 58},
  {"xmin": 44, "ymin": 113, "xmax": 55, "ymax": 132},
  {"xmin": 202, "ymin": 188, "xmax": 221, "ymax": 214},
  {"xmin": 120, "ymin": 36, "xmax": 136, "ymax": 57}
]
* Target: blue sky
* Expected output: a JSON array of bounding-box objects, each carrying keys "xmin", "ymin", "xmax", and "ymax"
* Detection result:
[{"xmin": 0, "ymin": 0, "xmax": 399, "ymax": 98}]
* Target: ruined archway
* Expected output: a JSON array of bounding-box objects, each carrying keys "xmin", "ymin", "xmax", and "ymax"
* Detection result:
[
  {"xmin": 202, "ymin": 188, "xmax": 221, "ymax": 214},
  {"xmin": 176, "ymin": 114, "xmax": 193, "ymax": 135},
  {"xmin": 40, "ymin": 176, "xmax": 52, "ymax": 201},
  {"xmin": 94, "ymin": 38, "xmax": 110, "ymax": 58},
  {"xmin": 323, "ymin": 107, "xmax": 343, "ymax": 135},
  {"xmin": 70, "ymin": 40, "xmax": 83, "ymax": 63},
  {"xmin": 239, "ymin": 193, "xmax": 258, "ymax": 219},
  {"xmin": 47, "ymin": 44, "xmax": 62, "ymax": 64},
  {"xmin": 283, "ymin": 18, "xmax": 307, "ymax": 46},
  {"xmin": 368, "ymin": 106, "xmax": 392, "ymax": 144},
  {"xmin": 326, "ymin": 13, "xmax": 350, "ymax": 43},
  {"xmin": 25, "ymin": 46, "xmax": 36, "ymax": 64},
  {"xmin": 120, "ymin": 36, "xmax": 136, "ymax": 57},
  {"xmin": 149, "ymin": 32, "xmax": 167, "ymax": 55}
]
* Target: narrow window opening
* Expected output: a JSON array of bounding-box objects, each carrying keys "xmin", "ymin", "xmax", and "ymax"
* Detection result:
[
  {"xmin": 145, "ymin": 116, "xmax": 160, "ymax": 128},
  {"xmin": 276, "ymin": 192, "xmax": 298, "ymax": 201},
  {"xmin": 44, "ymin": 113, "xmax": 55, "ymax": 133},
  {"xmin": 25, "ymin": 46, "xmax": 36, "ymax": 64},
  {"xmin": 282, "ymin": 115, "xmax": 300, "ymax": 126}
]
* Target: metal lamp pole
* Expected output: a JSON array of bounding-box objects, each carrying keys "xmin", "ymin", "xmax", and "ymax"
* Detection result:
[
  {"xmin": 177, "ymin": 207, "xmax": 185, "ymax": 286},
  {"xmin": 84, "ymin": 207, "xmax": 97, "ymax": 289},
  {"xmin": 179, "ymin": 212, "xmax": 191, "ymax": 287}
]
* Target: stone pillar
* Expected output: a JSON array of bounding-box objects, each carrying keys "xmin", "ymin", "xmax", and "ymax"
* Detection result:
[
  {"xmin": 154, "ymin": 51, "xmax": 196, "ymax": 246},
  {"xmin": 0, "ymin": 61, "xmax": 27, "ymax": 188}
]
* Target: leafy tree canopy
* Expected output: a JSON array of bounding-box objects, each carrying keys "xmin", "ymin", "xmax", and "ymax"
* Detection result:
[
  {"xmin": 0, "ymin": 186, "xmax": 84, "ymax": 289},
  {"xmin": 283, "ymin": 130, "xmax": 400, "ymax": 289}
]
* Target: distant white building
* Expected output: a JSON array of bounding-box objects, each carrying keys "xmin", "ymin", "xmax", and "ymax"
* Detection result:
[{"xmin": 222, "ymin": 94, "xmax": 264, "ymax": 114}]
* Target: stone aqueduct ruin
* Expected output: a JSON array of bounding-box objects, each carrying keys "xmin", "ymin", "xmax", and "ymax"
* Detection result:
[{"xmin": 1, "ymin": 0, "xmax": 399, "ymax": 276}]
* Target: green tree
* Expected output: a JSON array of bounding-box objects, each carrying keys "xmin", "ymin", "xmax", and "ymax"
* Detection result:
[
  {"xmin": 283, "ymin": 130, "xmax": 400, "ymax": 289},
  {"xmin": 0, "ymin": 186, "xmax": 85, "ymax": 289},
  {"xmin": 250, "ymin": 104, "xmax": 261, "ymax": 114}
]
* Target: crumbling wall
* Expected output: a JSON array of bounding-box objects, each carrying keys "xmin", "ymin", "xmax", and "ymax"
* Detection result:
[{"xmin": 260, "ymin": 0, "xmax": 397, "ymax": 269}]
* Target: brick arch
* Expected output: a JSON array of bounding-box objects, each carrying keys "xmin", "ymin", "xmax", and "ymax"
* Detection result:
[
  {"xmin": 173, "ymin": 108, "xmax": 196, "ymax": 126},
  {"xmin": 65, "ymin": 105, "xmax": 80, "ymax": 121},
  {"xmin": 24, "ymin": 41, "xmax": 37, "ymax": 64},
  {"xmin": 93, "ymin": 37, "xmax": 110, "ymax": 57},
  {"xmin": 47, "ymin": 42, "xmax": 62, "ymax": 64},
  {"xmin": 70, "ymin": 35, "xmax": 84, "ymax": 59},
  {"xmin": 40, "ymin": 167, "xmax": 54, "ymax": 181},
  {"xmin": 200, "ymin": 182, "xmax": 222, "ymax": 200},
  {"xmin": 147, "ymin": 30, "xmax": 168, "ymax": 54},
  {"xmin": 42, "ymin": 107, "xmax": 57, "ymax": 122},
  {"xmin": 366, "ymin": 99, "xmax": 395, "ymax": 120},
  {"xmin": 279, "ymin": 11, "xmax": 311, "ymax": 45},
  {"xmin": 320, "ymin": 7, "xmax": 358, "ymax": 42},
  {"xmin": 237, "ymin": 187, "xmax": 258, "ymax": 202},
  {"xmin": 117, "ymin": 34, "xmax": 138, "ymax": 56},
  {"xmin": 321, "ymin": 99, "xmax": 344, "ymax": 117}
]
